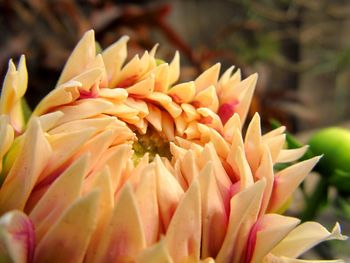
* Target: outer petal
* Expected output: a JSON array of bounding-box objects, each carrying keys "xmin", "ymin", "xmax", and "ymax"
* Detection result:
[
  {"xmin": 216, "ymin": 179, "xmax": 266, "ymax": 263},
  {"xmin": 271, "ymin": 222, "xmax": 347, "ymax": 259},
  {"xmin": 57, "ymin": 30, "xmax": 96, "ymax": 85},
  {"xmin": 198, "ymin": 163, "xmax": 227, "ymax": 258},
  {"xmin": 165, "ymin": 180, "xmax": 201, "ymax": 263},
  {"xmin": 29, "ymin": 154, "xmax": 89, "ymax": 242},
  {"xmin": 264, "ymin": 254, "xmax": 345, "ymax": 263},
  {"xmin": 276, "ymin": 146, "xmax": 309, "ymax": 163},
  {"xmin": 0, "ymin": 118, "xmax": 52, "ymax": 213},
  {"xmin": 247, "ymin": 214, "xmax": 300, "ymax": 263},
  {"xmin": 155, "ymin": 156, "xmax": 184, "ymax": 230},
  {"xmin": 268, "ymin": 156, "xmax": 321, "ymax": 213},
  {"xmin": 92, "ymin": 183, "xmax": 146, "ymax": 262},
  {"xmin": 84, "ymin": 167, "xmax": 114, "ymax": 263},
  {"xmin": 0, "ymin": 115, "xmax": 14, "ymax": 173},
  {"xmin": 0, "ymin": 211, "xmax": 35, "ymax": 263},
  {"xmin": 194, "ymin": 63, "xmax": 220, "ymax": 93},
  {"xmin": 0, "ymin": 56, "xmax": 28, "ymax": 132},
  {"xmin": 102, "ymin": 35, "xmax": 129, "ymax": 87},
  {"xmin": 32, "ymin": 81, "xmax": 81, "ymax": 116},
  {"xmin": 34, "ymin": 191, "xmax": 100, "ymax": 263},
  {"xmin": 245, "ymin": 113, "xmax": 263, "ymax": 174},
  {"xmin": 135, "ymin": 164, "xmax": 160, "ymax": 246}
]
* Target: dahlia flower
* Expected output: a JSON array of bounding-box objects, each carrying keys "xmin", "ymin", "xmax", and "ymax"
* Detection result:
[{"xmin": 0, "ymin": 30, "xmax": 346, "ymax": 263}]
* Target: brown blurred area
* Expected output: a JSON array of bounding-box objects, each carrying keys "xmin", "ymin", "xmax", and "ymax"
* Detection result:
[{"xmin": 1, "ymin": 0, "xmax": 350, "ymax": 133}]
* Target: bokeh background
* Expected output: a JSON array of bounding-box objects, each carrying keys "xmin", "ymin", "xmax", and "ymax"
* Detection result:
[{"xmin": 1, "ymin": 0, "xmax": 349, "ymax": 260}]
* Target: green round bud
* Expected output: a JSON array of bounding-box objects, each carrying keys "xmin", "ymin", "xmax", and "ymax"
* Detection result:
[{"xmin": 308, "ymin": 127, "xmax": 350, "ymax": 176}]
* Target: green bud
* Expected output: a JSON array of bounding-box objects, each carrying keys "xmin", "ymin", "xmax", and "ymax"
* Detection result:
[{"xmin": 308, "ymin": 127, "xmax": 350, "ymax": 179}]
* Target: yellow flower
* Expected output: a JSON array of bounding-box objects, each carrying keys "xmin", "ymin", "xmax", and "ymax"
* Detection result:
[{"xmin": 0, "ymin": 30, "xmax": 346, "ymax": 263}]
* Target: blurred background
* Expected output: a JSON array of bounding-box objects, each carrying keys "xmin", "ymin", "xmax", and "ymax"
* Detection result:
[{"xmin": 0, "ymin": 0, "xmax": 349, "ymax": 260}]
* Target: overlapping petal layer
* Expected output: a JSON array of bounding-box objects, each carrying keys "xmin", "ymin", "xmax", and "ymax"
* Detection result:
[{"xmin": 0, "ymin": 30, "xmax": 346, "ymax": 263}]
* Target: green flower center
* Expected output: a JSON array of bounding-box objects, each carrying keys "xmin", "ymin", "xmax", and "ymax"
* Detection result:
[{"xmin": 132, "ymin": 127, "xmax": 171, "ymax": 165}]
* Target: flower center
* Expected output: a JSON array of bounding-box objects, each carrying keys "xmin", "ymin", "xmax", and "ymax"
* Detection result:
[{"xmin": 132, "ymin": 127, "xmax": 172, "ymax": 164}]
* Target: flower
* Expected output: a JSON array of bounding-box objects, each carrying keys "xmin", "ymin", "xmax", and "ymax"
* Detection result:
[{"xmin": 0, "ymin": 30, "xmax": 347, "ymax": 263}]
